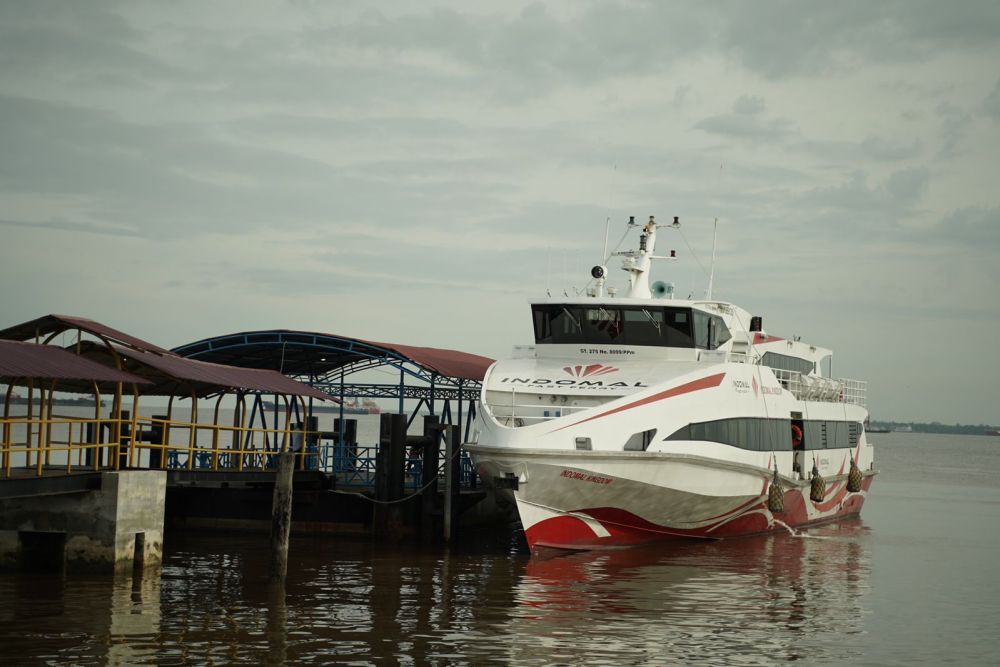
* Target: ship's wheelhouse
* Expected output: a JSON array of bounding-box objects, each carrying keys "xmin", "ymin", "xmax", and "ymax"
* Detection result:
[{"xmin": 531, "ymin": 304, "xmax": 731, "ymax": 350}]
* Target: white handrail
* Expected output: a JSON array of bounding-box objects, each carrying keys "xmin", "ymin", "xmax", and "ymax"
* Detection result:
[{"xmin": 771, "ymin": 369, "xmax": 866, "ymax": 408}]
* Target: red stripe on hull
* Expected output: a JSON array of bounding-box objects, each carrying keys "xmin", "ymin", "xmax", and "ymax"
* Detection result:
[
  {"xmin": 551, "ymin": 372, "xmax": 726, "ymax": 432},
  {"xmin": 524, "ymin": 479, "xmax": 874, "ymax": 551}
]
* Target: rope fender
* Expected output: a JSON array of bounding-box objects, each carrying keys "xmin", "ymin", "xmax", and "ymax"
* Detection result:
[
  {"xmin": 767, "ymin": 467, "xmax": 784, "ymax": 513},
  {"xmin": 847, "ymin": 457, "xmax": 863, "ymax": 493},
  {"xmin": 809, "ymin": 463, "xmax": 826, "ymax": 502}
]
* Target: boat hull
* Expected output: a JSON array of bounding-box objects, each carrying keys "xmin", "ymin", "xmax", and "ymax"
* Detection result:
[{"xmin": 470, "ymin": 447, "xmax": 875, "ymax": 551}]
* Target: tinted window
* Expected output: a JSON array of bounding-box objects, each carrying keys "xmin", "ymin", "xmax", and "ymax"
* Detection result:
[
  {"xmin": 693, "ymin": 311, "xmax": 711, "ymax": 349},
  {"xmin": 712, "ymin": 316, "xmax": 732, "ymax": 348},
  {"xmin": 665, "ymin": 309, "xmax": 694, "ymax": 347},
  {"xmin": 666, "ymin": 419, "xmax": 863, "ymax": 452},
  {"xmin": 693, "ymin": 311, "xmax": 731, "ymax": 350},
  {"xmin": 582, "ymin": 307, "xmax": 624, "ymax": 343},
  {"xmin": 762, "ymin": 352, "xmax": 815, "ymax": 375},
  {"xmin": 533, "ymin": 306, "xmax": 584, "ymax": 344},
  {"xmin": 532, "ymin": 305, "xmax": 695, "ymax": 347},
  {"xmin": 622, "ymin": 308, "xmax": 663, "ymax": 346}
]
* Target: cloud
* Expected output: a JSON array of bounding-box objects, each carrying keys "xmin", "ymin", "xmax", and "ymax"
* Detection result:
[
  {"xmin": 718, "ymin": 0, "xmax": 1000, "ymax": 78},
  {"xmin": 299, "ymin": 3, "xmax": 712, "ymax": 99},
  {"xmin": 0, "ymin": 217, "xmax": 143, "ymax": 237},
  {"xmin": 1, "ymin": 1, "xmax": 999, "ymax": 423},
  {"xmin": 935, "ymin": 102, "xmax": 972, "ymax": 159},
  {"xmin": 930, "ymin": 206, "xmax": 1000, "ymax": 247},
  {"xmin": 0, "ymin": 1, "xmax": 175, "ymax": 90},
  {"xmin": 796, "ymin": 168, "xmax": 929, "ymax": 217},
  {"xmin": 694, "ymin": 95, "xmax": 794, "ymax": 142},
  {"xmin": 797, "ymin": 136, "xmax": 923, "ymax": 165},
  {"xmin": 983, "ymin": 78, "xmax": 1000, "ymax": 121}
]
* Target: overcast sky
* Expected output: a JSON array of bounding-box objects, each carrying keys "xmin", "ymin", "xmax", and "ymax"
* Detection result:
[{"xmin": 1, "ymin": 1, "xmax": 998, "ymax": 424}]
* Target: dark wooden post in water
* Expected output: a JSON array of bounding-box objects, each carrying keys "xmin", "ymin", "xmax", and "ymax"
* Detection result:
[
  {"xmin": 420, "ymin": 415, "xmax": 441, "ymax": 541},
  {"xmin": 333, "ymin": 418, "xmax": 357, "ymax": 473},
  {"xmin": 147, "ymin": 415, "xmax": 168, "ymax": 469},
  {"xmin": 305, "ymin": 415, "xmax": 319, "ymax": 470},
  {"xmin": 85, "ymin": 422, "xmax": 104, "ymax": 468},
  {"xmin": 443, "ymin": 424, "xmax": 461, "ymax": 543},
  {"xmin": 374, "ymin": 414, "xmax": 407, "ymax": 540},
  {"xmin": 270, "ymin": 452, "xmax": 295, "ymax": 582}
]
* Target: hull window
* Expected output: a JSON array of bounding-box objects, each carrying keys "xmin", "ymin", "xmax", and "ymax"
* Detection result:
[
  {"xmin": 624, "ymin": 428, "xmax": 657, "ymax": 452},
  {"xmin": 666, "ymin": 418, "xmax": 863, "ymax": 452}
]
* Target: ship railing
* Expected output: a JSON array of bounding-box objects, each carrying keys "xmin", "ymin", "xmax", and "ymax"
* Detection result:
[
  {"xmin": 484, "ymin": 401, "xmax": 590, "ymax": 427},
  {"xmin": 771, "ymin": 370, "xmax": 867, "ymax": 408},
  {"xmin": 728, "ymin": 351, "xmax": 751, "ymax": 364},
  {"xmin": 699, "ymin": 350, "xmax": 751, "ymax": 364},
  {"xmin": 0, "ymin": 413, "xmax": 319, "ymax": 478},
  {"xmin": 839, "ymin": 378, "xmax": 867, "ymax": 408},
  {"xmin": 320, "ymin": 442, "xmax": 477, "ymax": 489}
]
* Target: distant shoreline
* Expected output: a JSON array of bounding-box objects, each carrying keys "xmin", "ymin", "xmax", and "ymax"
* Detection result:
[
  {"xmin": 6, "ymin": 396, "xmax": 106, "ymax": 408},
  {"xmin": 868, "ymin": 422, "xmax": 1000, "ymax": 437}
]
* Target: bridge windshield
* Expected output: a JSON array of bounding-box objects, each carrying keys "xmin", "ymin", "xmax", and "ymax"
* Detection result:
[{"xmin": 532, "ymin": 305, "xmax": 697, "ymax": 347}]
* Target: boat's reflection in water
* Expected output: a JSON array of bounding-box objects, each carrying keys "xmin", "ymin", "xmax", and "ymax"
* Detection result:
[
  {"xmin": 509, "ymin": 519, "xmax": 872, "ymax": 665},
  {"xmin": 0, "ymin": 522, "xmax": 872, "ymax": 664}
]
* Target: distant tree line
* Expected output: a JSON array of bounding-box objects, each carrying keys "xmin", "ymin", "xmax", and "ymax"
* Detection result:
[{"xmin": 870, "ymin": 421, "xmax": 999, "ymax": 436}]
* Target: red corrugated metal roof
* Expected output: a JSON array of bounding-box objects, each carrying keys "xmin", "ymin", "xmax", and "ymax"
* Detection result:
[
  {"xmin": 172, "ymin": 330, "xmax": 495, "ymax": 382},
  {"xmin": 368, "ymin": 341, "xmax": 494, "ymax": 381},
  {"xmin": 106, "ymin": 345, "xmax": 334, "ymax": 400},
  {"xmin": 0, "ymin": 314, "xmax": 174, "ymax": 355},
  {"xmin": 0, "ymin": 340, "xmax": 151, "ymax": 385}
]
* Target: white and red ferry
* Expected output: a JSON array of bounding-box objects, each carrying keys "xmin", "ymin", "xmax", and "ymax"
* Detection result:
[{"xmin": 466, "ymin": 216, "xmax": 876, "ymax": 552}]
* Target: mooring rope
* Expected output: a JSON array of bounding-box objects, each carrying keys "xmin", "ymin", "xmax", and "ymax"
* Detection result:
[{"xmin": 328, "ymin": 442, "xmax": 467, "ymax": 505}]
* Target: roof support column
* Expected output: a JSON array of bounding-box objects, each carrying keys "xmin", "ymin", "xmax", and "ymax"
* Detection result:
[{"xmin": 398, "ymin": 367, "xmax": 405, "ymax": 415}]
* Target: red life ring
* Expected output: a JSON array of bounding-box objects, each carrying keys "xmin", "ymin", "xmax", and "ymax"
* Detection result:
[{"xmin": 791, "ymin": 424, "xmax": 804, "ymax": 448}]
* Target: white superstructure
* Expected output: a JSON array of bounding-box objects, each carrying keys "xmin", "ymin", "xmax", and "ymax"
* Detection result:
[{"xmin": 467, "ymin": 216, "xmax": 875, "ymax": 551}]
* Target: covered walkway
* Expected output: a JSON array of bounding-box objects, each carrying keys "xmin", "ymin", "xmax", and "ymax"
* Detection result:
[
  {"xmin": 173, "ymin": 329, "xmax": 494, "ymax": 443},
  {"xmin": 0, "ymin": 315, "xmax": 334, "ymax": 481}
]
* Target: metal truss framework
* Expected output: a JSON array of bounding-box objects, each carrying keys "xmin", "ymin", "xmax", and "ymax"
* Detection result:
[{"xmin": 172, "ymin": 331, "xmax": 484, "ymax": 442}]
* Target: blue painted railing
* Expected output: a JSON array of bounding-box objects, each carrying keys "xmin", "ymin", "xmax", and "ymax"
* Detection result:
[{"xmin": 319, "ymin": 442, "xmax": 478, "ymax": 489}]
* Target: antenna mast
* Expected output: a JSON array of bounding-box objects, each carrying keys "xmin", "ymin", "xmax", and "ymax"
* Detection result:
[{"xmin": 706, "ymin": 217, "xmax": 718, "ymax": 300}]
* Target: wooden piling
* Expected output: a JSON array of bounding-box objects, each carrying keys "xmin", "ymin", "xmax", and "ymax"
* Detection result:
[
  {"xmin": 374, "ymin": 414, "xmax": 407, "ymax": 540},
  {"xmin": 443, "ymin": 424, "xmax": 460, "ymax": 543},
  {"xmin": 420, "ymin": 415, "xmax": 440, "ymax": 541},
  {"xmin": 270, "ymin": 452, "xmax": 294, "ymax": 582}
]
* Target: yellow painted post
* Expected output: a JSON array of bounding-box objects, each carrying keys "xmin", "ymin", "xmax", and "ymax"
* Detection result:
[
  {"xmin": 2, "ymin": 382, "xmax": 13, "ymax": 477},
  {"xmin": 36, "ymin": 385, "xmax": 46, "ymax": 477},
  {"xmin": 127, "ymin": 394, "xmax": 139, "ymax": 467},
  {"xmin": 128, "ymin": 389, "xmax": 140, "ymax": 469},
  {"xmin": 91, "ymin": 382, "xmax": 101, "ymax": 471},
  {"xmin": 112, "ymin": 382, "xmax": 123, "ymax": 470},
  {"xmin": 163, "ymin": 396, "xmax": 175, "ymax": 470},
  {"xmin": 77, "ymin": 422, "xmax": 84, "ymax": 468},
  {"xmin": 211, "ymin": 426, "xmax": 219, "ymax": 470},
  {"xmin": 282, "ymin": 397, "xmax": 292, "ymax": 454},
  {"xmin": 187, "ymin": 391, "xmax": 197, "ymax": 470},
  {"xmin": 211, "ymin": 395, "xmax": 223, "ymax": 471},
  {"xmin": 1, "ymin": 417, "xmax": 8, "ymax": 478},
  {"xmin": 156, "ymin": 418, "xmax": 165, "ymax": 470},
  {"xmin": 296, "ymin": 396, "xmax": 306, "ymax": 471},
  {"xmin": 26, "ymin": 379, "xmax": 34, "ymax": 471},
  {"xmin": 66, "ymin": 421, "xmax": 74, "ymax": 474},
  {"xmin": 44, "ymin": 380, "xmax": 56, "ymax": 467}
]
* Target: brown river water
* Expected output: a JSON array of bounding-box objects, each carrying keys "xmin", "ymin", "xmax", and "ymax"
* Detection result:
[{"xmin": 1, "ymin": 432, "xmax": 999, "ymax": 665}]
